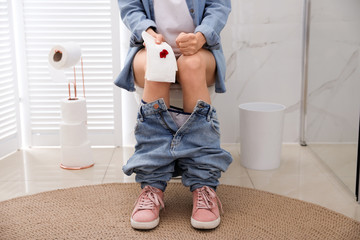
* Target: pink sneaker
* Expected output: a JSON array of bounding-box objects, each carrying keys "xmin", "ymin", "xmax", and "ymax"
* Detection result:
[
  {"xmin": 191, "ymin": 186, "xmax": 223, "ymax": 229},
  {"xmin": 131, "ymin": 185, "xmax": 164, "ymax": 230}
]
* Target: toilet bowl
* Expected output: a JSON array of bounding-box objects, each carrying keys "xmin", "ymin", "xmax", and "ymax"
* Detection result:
[{"xmin": 134, "ymin": 83, "xmax": 216, "ymax": 108}]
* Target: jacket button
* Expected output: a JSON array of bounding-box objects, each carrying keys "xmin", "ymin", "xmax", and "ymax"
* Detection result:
[
  {"xmin": 190, "ymin": 8, "xmax": 194, "ymax": 13},
  {"xmin": 153, "ymin": 104, "xmax": 159, "ymax": 109}
]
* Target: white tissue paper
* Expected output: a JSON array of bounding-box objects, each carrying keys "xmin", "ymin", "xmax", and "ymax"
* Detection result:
[
  {"xmin": 60, "ymin": 122, "xmax": 88, "ymax": 146},
  {"xmin": 48, "ymin": 42, "xmax": 82, "ymax": 82},
  {"xmin": 60, "ymin": 97, "xmax": 87, "ymax": 123},
  {"xmin": 142, "ymin": 31, "xmax": 177, "ymax": 83}
]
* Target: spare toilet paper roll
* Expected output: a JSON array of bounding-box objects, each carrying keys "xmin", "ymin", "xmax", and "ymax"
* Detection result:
[
  {"xmin": 60, "ymin": 97, "xmax": 87, "ymax": 123},
  {"xmin": 60, "ymin": 141, "xmax": 93, "ymax": 168},
  {"xmin": 142, "ymin": 31, "xmax": 177, "ymax": 83},
  {"xmin": 60, "ymin": 122, "xmax": 89, "ymax": 146},
  {"xmin": 48, "ymin": 42, "xmax": 82, "ymax": 82}
]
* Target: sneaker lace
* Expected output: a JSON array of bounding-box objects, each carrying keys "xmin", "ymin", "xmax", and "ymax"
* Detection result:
[
  {"xmin": 196, "ymin": 186, "xmax": 223, "ymax": 214},
  {"xmin": 135, "ymin": 186, "xmax": 165, "ymax": 211}
]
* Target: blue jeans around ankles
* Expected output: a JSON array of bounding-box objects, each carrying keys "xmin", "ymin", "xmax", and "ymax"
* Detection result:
[{"xmin": 122, "ymin": 99, "xmax": 233, "ymax": 192}]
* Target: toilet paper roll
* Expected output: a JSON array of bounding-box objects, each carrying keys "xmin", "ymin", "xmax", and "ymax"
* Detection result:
[
  {"xmin": 48, "ymin": 42, "xmax": 82, "ymax": 70},
  {"xmin": 60, "ymin": 97, "xmax": 87, "ymax": 123},
  {"xmin": 60, "ymin": 141, "xmax": 93, "ymax": 168},
  {"xmin": 60, "ymin": 122, "xmax": 89, "ymax": 146},
  {"xmin": 48, "ymin": 42, "xmax": 82, "ymax": 82}
]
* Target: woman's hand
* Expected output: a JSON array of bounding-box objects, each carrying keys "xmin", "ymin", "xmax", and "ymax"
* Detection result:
[
  {"xmin": 176, "ymin": 32, "xmax": 206, "ymax": 56},
  {"xmin": 145, "ymin": 28, "xmax": 164, "ymax": 45}
]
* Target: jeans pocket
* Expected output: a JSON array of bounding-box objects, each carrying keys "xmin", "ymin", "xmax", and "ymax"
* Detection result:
[{"xmin": 210, "ymin": 118, "xmax": 221, "ymax": 136}]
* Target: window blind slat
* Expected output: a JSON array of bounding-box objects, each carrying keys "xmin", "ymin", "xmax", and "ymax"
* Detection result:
[
  {"xmin": 0, "ymin": 0, "xmax": 17, "ymax": 152},
  {"xmin": 24, "ymin": 0, "xmax": 115, "ymax": 146}
]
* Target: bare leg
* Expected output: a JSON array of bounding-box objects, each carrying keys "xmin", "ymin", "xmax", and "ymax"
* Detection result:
[
  {"xmin": 133, "ymin": 48, "xmax": 171, "ymax": 107},
  {"xmin": 177, "ymin": 49, "xmax": 216, "ymax": 113}
]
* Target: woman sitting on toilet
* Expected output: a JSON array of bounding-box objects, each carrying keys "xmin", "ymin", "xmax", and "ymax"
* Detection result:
[{"xmin": 115, "ymin": 0, "xmax": 233, "ymax": 230}]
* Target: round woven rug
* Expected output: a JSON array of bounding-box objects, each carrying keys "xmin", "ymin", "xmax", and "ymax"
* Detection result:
[{"xmin": 0, "ymin": 183, "xmax": 359, "ymax": 240}]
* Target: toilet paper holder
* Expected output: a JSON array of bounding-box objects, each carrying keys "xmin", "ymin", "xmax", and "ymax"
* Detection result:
[
  {"xmin": 63, "ymin": 56, "xmax": 85, "ymax": 101},
  {"xmin": 49, "ymin": 42, "xmax": 86, "ymax": 100}
]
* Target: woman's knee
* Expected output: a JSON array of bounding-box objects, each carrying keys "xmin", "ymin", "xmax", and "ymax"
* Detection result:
[
  {"xmin": 133, "ymin": 49, "xmax": 147, "ymax": 69},
  {"xmin": 177, "ymin": 53, "xmax": 205, "ymax": 74},
  {"xmin": 132, "ymin": 49, "xmax": 147, "ymax": 87},
  {"xmin": 177, "ymin": 54, "xmax": 207, "ymax": 87}
]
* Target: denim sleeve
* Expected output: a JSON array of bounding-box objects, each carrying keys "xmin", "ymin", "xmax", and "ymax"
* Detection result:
[
  {"xmin": 117, "ymin": 0, "xmax": 157, "ymax": 45},
  {"xmin": 195, "ymin": 0, "xmax": 231, "ymax": 50}
]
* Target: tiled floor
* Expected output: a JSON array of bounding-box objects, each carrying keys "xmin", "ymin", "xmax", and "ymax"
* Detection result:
[
  {"xmin": 0, "ymin": 144, "xmax": 359, "ymax": 221},
  {"xmin": 307, "ymin": 143, "xmax": 358, "ymax": 195}
]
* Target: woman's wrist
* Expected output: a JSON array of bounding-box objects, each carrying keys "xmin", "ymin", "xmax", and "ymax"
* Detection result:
[
  {"xmin": 145, "ymin": 27, "xmax": 163, "ymax": 44},
  {"xmin": 195, "ymin": 32, "xmax": 206, "ymax": 48},
  {"xmin": 146, "ymin": 27, "xmax": 156, "ymax": 35}
]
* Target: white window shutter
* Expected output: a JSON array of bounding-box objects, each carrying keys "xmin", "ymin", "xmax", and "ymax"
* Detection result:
[
  {"xmin": 0, "ymin": 0, "xmax": 19, "ymax": 158},
  {"xmin": 22, "ymin": 0, "xmax": 120, "ymax": 146}
]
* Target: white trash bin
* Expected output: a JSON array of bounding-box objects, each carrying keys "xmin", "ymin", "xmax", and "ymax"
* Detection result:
[{"xmin": 239, "ymin": 102, "xmax": 286, "ymax": 170}]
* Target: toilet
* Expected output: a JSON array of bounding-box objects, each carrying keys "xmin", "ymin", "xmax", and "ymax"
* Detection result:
[{"xmin": 134, "ymin": 83, "xmax": 216, "ymax": 108}]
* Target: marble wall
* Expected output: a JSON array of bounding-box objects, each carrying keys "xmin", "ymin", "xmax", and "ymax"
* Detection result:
[
  {"xmin": 305, "ymin": 0, "xmax": 360, "ymax": 143},
  {"xmin": 214, "ymin": 0, "xmax": 303, "ymax": 143},
  {"xmin": 120, "ymin": 0, "xmax": 359, "ymax": 145}
]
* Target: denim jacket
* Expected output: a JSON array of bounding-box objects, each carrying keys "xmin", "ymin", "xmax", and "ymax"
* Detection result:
[{"xmin": 114, "ymin": 0, "xmax": 231, "ymax": 93}]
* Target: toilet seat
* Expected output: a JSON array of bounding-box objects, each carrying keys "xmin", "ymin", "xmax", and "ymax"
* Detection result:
[{"xmin": 134, "ymin": 83, "xmax": 216, "ymax": 108}]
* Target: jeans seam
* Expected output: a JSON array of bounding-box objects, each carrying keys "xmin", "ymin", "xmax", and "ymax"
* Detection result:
[
  {"xmin": 158, "ymin": 111, "xmax": 176, "ymax": 135},
  {"xmin": 210, "ymin": 114, "xmax": 221, "ymax": 136}
]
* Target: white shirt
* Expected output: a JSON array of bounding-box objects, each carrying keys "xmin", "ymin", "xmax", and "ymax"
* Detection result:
[{"xmin": 153, "ymin": 0, "xmax": 195, "ymax": 57}]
